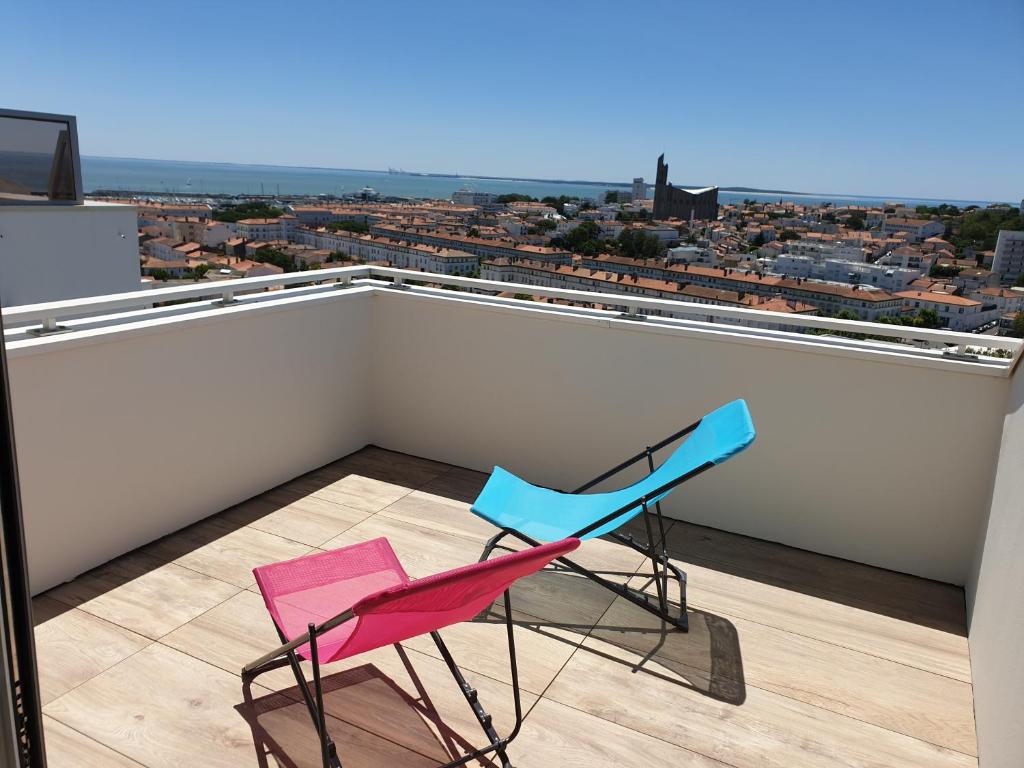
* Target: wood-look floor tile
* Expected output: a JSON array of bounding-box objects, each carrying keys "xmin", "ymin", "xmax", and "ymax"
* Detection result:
[
  {"xmin": 222, "ymin": 489, "xmax": 371, "ymax": 547},
  {"xmin": 44, "ymin": 644, "xmax": 276, "ymax": 768},
  {"xmin": 338, "ymin": 447, "xmax": 451, "ymax": 487},
  {"xmin": 47, "ymin": 554, "xmax": 240, "ymax": 639},
  {"xmin": 665, "ymin": 522, "xmax": 967, "ymax": 634},
  {"xmin": 290, "ymin": 471, "xmax": 415, "ymax": 514},
  {"xmin": 514, "ymin": 698, "xmax": 728, "ymax": 768},
  {"xmin": 44, "ymin": 716, "xmax": 146, "ymax": 767},
  {"xmin": 161, "ymin": 589, "xmax": 301, "ymax": 692},
  {"xmin": 321, "ymin": 516, "xmax": 482, "ymax": 578},
  {"xmin": 34, "ymin": 597, "xmax": 150, "ymax": 705},
  {"xmin": 416, "ymin": 466, "xmax": 489, "ymax": 505},
  {"xmin": 545, "ymin": 629, "xmax": 976, "ymax": 768},
  {"xmin": 377, "ymin": 491, "xmax": 497, "ymax": 542},
  {"xmin": 281, "ymin": 643, "xmax": 538, "ymax": 765},
  {"xmin": 599, "ymin": 593, "xmax": 977, "ymax": 755},
  {"xmin": 238, "ymin": 686, "xmax": 442, "ymax": 767},
  {"xmin": 401, "ymin": 601, "xmax": 584, "ymax": 695},
  {"xmin": 630, "ymin": 562, "xmax": 972, "ymax": 681},
  {"xmin": 146, "ymin": 518, "xmax": 313, "ymax": 588}
]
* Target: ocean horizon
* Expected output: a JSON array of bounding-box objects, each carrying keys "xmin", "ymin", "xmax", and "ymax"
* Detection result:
[{"xmin": 80, "ymin": 155, "xmax": 1000, "ymax": 210}]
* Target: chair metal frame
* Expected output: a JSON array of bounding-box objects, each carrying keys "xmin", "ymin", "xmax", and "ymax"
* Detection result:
[
  {"xmin": 479, "ymin": 418, "xmax": 714, "ymax": 632},
  {"xmin": 242, "ymin": 590, "xmax": 524, "ymax": 768}
]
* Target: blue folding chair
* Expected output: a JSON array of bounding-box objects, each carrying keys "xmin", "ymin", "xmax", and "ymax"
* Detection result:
[{"xmin": 471, "ymin": 399, "xmax": 756, "ymax": 631}]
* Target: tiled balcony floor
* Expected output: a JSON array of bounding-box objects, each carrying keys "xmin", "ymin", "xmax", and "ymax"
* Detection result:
[{"xmin": 33, "ymin": 447, "xmax": 977, "ymax": 767}]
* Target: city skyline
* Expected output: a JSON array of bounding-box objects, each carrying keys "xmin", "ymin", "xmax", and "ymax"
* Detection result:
[{"xmin": 4, "ymin": 1, "xmax": 1023, "ymax": 200}]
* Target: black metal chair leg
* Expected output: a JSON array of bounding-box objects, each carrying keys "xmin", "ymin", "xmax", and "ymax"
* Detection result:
[
  {"xmin": 427, "ymin": 589, "xmax": 523, "ymax": 768},
  {"xmin": 479, "ymin": 530, "xmax": 510, "ymax": 562}
]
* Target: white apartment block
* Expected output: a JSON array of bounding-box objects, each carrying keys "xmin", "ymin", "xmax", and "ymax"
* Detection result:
[
  {"xmin": 234, "ymin": 216, "xmax": 297, "ymax": 242},
  {"xmin": 632, "ymin": 177, "xmax": 645, "ymax": 201},
  {"xmin": 881, "ymin": 217, "xmax": 945, "ymax": 242},
  {"xmin": 992, "ymin": 230, "xmax": 1024, "ymax": 283},
  {"xmin": 822, "ymin": 260, "xmax": 921, "ymax": 292},
  {"xmin": 970, "ymin": 286, "xmax": 1024, "ymax": 315},
  {"xmin": 452, "ymin": 188, "xmax": 496, "ymax": 206},
  {"xmin": 296, "ymin": 228, "xmax": 478, "ymax": 275},
  {"xmin": 787, "ymin": 239, "xmax": 866, "ymax": 262},
  {"xmin": 895, "ymin": 291, "xmax": 991, "ymax": 331}
]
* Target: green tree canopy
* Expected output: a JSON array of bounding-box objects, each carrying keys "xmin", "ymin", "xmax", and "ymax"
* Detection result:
[
  {"xmin": 213, "ymin": 202, "xmax": 283, "ymax": 223},
  {"xmin": 325, "ymin": 220, "xmax": 369, "ymax": 233},
  {"xmin": 495, "ymin": 193, "xmax": 537, "ymax": 204}
]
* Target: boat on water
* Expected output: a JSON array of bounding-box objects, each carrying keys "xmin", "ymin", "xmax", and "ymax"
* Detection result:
[{"xmin": 358, "ymin": 186, "xmax": 379, "ymax": 199}]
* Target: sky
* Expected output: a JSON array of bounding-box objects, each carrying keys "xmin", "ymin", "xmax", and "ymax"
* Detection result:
[{"xmin": 3, "ymin": 0, "xmax": 1023, "ymax": 201}]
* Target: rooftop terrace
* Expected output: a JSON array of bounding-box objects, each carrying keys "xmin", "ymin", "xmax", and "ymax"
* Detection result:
[
  {"xmin": 2, "ymin": 263, "xmax": 1019, "ymax": 767},
  {"xmin": 35, "ymin": 447, "xmax": 976, "ymax": 768}
]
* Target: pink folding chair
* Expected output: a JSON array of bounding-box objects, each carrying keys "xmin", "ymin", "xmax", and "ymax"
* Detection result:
[{"xmin": 243, "ymin": 535, "xmax": 580, "ymax": 768}]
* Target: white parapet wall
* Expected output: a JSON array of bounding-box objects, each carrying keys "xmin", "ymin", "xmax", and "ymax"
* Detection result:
[
  {"xmin": 966, "ymin": 367, "xmax": 1024, "ymax": 768},
  {"xmin": 1, "ymin": 275, "xmax": 1017, "ymax": 592},
  {"xmin": 370, "ymin": 289, "xmax": 1009, "ymax": 585},
  {"xmin": 0, "ymin": 201, "xmax": 141, "ymax": 306},
  {"xmin": 7, "ymin": 288, "xmax": 374, "ymax": 592}
]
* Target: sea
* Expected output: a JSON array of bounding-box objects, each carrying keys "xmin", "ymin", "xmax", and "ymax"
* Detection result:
[{"xmin": 79, "ymin": 155, "xmax": 997, "ymax": 209}]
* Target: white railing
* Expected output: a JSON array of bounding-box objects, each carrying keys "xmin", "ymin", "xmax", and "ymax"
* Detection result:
[{"xmin": 3, "ymin": 265, "xmax": 1021, "ymax": 372}]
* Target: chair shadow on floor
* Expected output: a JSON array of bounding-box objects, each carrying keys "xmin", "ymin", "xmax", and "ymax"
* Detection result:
[
  {"xmin": 237, "ymin": 650, "xmax": 503, "ymax": 768},
  {"xmin": 484, "ymin": 563, "xmax": 746, "ymax": 705}
]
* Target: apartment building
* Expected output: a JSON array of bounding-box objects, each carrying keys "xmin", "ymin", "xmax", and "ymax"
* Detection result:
[
  {"xmin": 970, "ymin": 286, "xmax": 1024, "ymax": 315},
  {"xmin": 787, "ymin": 238, "xmax": 867, "ymax": 262},
  {"xmin": 234, "ymin": 215, "xmax": 298, "ymax": 242},
  {"xmin": 895, "ymin": 290, "xmax": 990, "ymax": 331},
  {"xmin": 367, "ymin": 223, "xmax": 573, "ymax": 264},
  {"xmin": 294, "ymin": 227, "xmax": 478, "ymax": 275},
  {"xmin": 992, "ymin": 229, "xmax": 1024, "ymax": 283},
  {"xmin": 881, "ymin": 217, "xmax": 945, "ymax": 242},
  {"xmin": 488, "ymin": 256, "xmax": 903, "ymax": 321},
  {"xmin": 451, "ymin": 188, "xmax": 496, "ymax": 206}
]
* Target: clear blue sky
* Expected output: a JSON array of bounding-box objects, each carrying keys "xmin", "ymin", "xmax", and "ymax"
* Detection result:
[{"xmin": 4, "ymin": 0, "xmax": 1022, "ymax": 201}]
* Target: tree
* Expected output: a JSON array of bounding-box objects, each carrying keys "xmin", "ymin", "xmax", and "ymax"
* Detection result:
[
  {"xmin": 1013, "ymin": 312, "xmax": 1024, "ymax": 338},
  {"xmin": 495, "ymin": 193, "xmax": 536, "ymax": 204},
  {"xmin": 188, "ymin": 264, "xmax": 211, "ymax": 281},
  {"xmin": 1014, "ymin": 273, "xmax": 1024, "ymax": 288},
  {"xmin": 929, "ymin": 263, "xmax": 962, "ymax": 278},
  {"xmin": 550, "ymin": 220, "xmax": 605, "ymax": 256},
  {"xmin": 325, "ymin": 220, "xmax": 369, "ymax": 233},
  {"xmin": 917, "ymin": 308, "xmax": 941, "ymax": 328},
  {"xmin": 147, "ymin": 269, "xmax": 171, "ymax": 281},
  {"xmin": 467, "ymin": 227, "xmax": 480, "ymax": 237},
  {"xmin": 213, "ymin": 202, "xmax": 283, "ymax": 223},
  {"xmin": 779, "ymin": 229, "xmax": 800, "ymax": 241},
  {"xmin": 250, "ymin": 248, "xmax": 295, "ymax": 271},
  {"xmin": 617, "ymin": 229, "xmax": 666, "ymax": 259},
  {"xmin": 540, "ymin": 195, "xmax": 575, "ymax": 215}
]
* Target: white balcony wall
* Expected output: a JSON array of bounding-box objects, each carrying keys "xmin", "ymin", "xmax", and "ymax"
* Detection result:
[
  {"xmin": 5, "ymin": 286, "xmax": 1013, "ymax": 593},
  {"xmin": 371, "ymin": 290, "xmax": 1008, "ymax": 585},
  {"xmin": 966, "ymin": 368, "xmax": 1024, "ymax": 768},
  {"xmin": 8, "ymin": 290, "xmax": 374, "ymax": 592}
]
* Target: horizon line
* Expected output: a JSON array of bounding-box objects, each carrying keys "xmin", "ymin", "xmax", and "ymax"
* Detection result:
[{"xmin": 80, "ymin": 153, "xmax": 1004, "ymax": 205}]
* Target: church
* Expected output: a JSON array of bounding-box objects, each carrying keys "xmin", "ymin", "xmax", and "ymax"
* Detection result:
[{"xmin": 652, "ymin": 154, "xmax": 719, "ymax": 221}]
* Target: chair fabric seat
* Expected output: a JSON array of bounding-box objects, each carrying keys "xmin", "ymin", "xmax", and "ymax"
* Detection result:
[
  {"xmin": 253, "ymin": 538, "xmax": 409, "ymax": 663},
  {"xmin": 254, "ymin": 535, "xmax": 580, "ymax": 664},
  {"xmin": 470, "ymin": 399, "xmax": 756, "ymax": 541}
]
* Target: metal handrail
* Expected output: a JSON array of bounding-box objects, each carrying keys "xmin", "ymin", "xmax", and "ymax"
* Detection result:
[{"xmin": 3, "ymin": 265, "xmax": 1021, "ymax": 366}]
